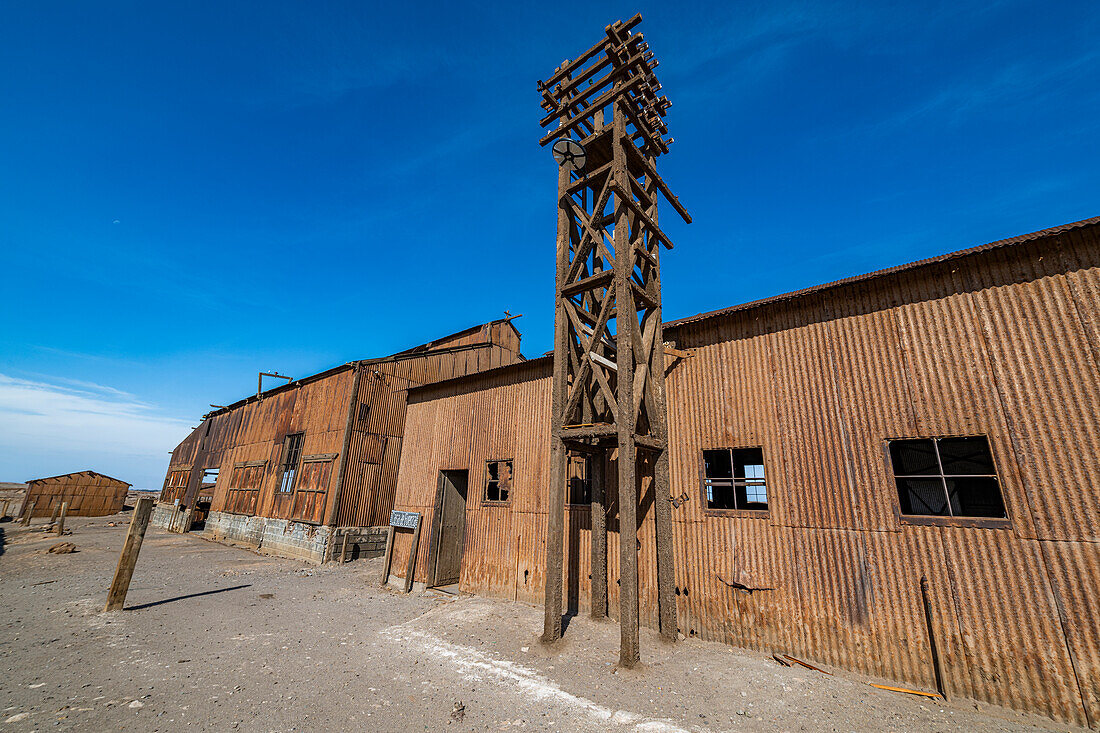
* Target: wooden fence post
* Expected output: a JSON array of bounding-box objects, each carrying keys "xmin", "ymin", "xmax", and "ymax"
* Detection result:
[
  {"xmin": 49, "ymin": 502, "xmax": 62, "ymax": 525},
  {"xmin": 103, "ymin": 496, "xmax": 154, "ymax": 612},
  {"xmin": 21, "ymin": 501, "xmax": 36, "ymax": 526},
  {"xmin": 403, "ymin": 521, "xmax": 422, "ymax": 594},
  {"xmin": 55, "ymin": 502, "xmax": 68, "ymax": 536},
  {"xmin": 379, "ymin": 526, "xmax": 395, "ymax": 588}
]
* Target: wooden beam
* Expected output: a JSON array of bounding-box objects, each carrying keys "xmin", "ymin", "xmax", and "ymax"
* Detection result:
[
  {"xmin": 561, "ymin": 268, "xmax": 613, "ymax": 298},
  {"xmin": 403, "ymin": 521, "xmax": 422, "ymax": 594},
  {"xmin": 611, "ymin": 181, "xmax": 675, "ymax": 249},
  {"xmin": 622, "ymin": 139, "xmax": 691, "ymax": 223},
  {"xmin": 539, "ymin": 74, "xmax": 645, "ymax": 147},
  {"xmin": 379, "ymin": 525, "xmax": 395, "ymax": 587},
  {"xmin": 104, "ymin": 496, "xmax": 154, "ymax": 612},
  {"xmin": 55, "ymin": 502, "xmax": 67, "ymax": 536},
  {"xmin": 590, "ymin": 451, "xmax": 607, "ymax": 618}
]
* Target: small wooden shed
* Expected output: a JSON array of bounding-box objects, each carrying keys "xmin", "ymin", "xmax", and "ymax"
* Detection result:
[{"xmin": 20, "ymin": 471, "xmax": 131, "ymax": 518}]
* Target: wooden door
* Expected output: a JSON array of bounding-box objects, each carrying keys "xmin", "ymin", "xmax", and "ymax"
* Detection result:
[{"xmin": 432, "ymin": 470, "xmax": 468, "ymax": 586}]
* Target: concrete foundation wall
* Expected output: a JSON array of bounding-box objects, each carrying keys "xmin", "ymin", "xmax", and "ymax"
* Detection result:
[
  {"xmin": 150, "ymin": 502, "xmax": 187, "ymax": 531},
  {"xmin": 202, "ymin": 510, "xmax": 333, "ymax": 564}
]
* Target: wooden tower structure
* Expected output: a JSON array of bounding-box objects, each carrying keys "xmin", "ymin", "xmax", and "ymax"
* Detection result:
[{"xmin": 537, "ymin": 14, "xmax": 691, "ymax": 667}]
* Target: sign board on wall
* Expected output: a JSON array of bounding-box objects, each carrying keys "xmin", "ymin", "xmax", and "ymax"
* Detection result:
[{"xmin": 390, "ymin": 510, "xmax": 420, "ymax": 530}]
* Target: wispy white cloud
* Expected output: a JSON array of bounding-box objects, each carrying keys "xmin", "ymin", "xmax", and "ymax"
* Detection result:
[{"xmin": 0, "ymin": 373, "xmax": 192, "ymax": 485}]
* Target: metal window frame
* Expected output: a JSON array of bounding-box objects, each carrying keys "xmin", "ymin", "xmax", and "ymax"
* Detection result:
[
  {"xmin": 889, "ymin": 435, "xmax": 1007, "ymax": 521},
  {"xmin": 699, "ymin": 446, "xmax": 769, "ymax": 515},
  {"xmin": 277, "ymin": 432, "xmax": 305, "ymax": 494}
]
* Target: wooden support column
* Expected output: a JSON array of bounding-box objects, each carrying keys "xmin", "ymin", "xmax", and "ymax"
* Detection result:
[
  {"xmin": 49, "ymin": 501, "xmax": 62, "ymax": 525},
  {"xmin": 542, "ymin": 100, "xmax": 574, "ymax": 644},
  {"xmin": 21, "ymin": 501, "xmax": 35, "ymax": 526},
  {"xmin": 55, "ymin": 502, "xmax": 68, "ymax": 536},
  {"xmin": 104, "ymin": 496, "xmax": 154, "ymax": 612},
  {"xmin": 589, "ymin": 450, "xmax": 607, "ymax": 618},
  {"xmin": 613, "ymin": 101, "xmax": 640, "ymax": 668},
  {"xmin": 646, "ymin": 159, "xmax": 678, "ymax": 643}
]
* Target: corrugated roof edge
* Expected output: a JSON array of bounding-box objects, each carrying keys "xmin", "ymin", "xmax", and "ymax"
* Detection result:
[
  {"xmin": 407, "ymin": 215, "xmax": 1099, "ymax": 395},
  {"xmin": 27, "ymin": 470, "xmax": 132, "ymax": 487},
  {"xmin": 664, "ymin": 214, "xmax": 1100, "ymax": 330},
  {"xmin": 200, "ymin": 319, "xmax": 525, "ymax": 420},
  {"xmin": 407, "ymin": 355, "xmax": 553, "ymax": 396}
]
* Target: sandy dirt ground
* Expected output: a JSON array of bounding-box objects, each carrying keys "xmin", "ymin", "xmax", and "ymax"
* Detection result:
[{"xmin": 0, "ymin": 514, "xmax": 1082, "ymax": 732}]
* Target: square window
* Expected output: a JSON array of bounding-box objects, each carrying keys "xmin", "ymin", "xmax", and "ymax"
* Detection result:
[
  {"xmin": 702, "ymin": 447, "xmax": 768, "ymax": 511},
  {"xmin": 889, "ymin": 435, "xmax": 1006, "ymax": 519}
]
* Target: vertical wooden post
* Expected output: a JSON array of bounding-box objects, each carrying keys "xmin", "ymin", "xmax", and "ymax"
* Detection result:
[
  {"xmin": 379, "ymin": 525, "xmax": 395, "ymax": 587},
  {"xmin": 921, "ymin": 576, "xmax": 949, "ymax": 700},
  {"xmin": 103, "ymin": 496, "xmax": 154, "ymax": 612},
  {"xmin": 542, "ymin": 93, "xmax": 574, "ymax": 645},
  {"xmin": 590, "ymin": 451, "xmax": 607, "ymax": 618},
  {"xmin": 49, "ymin": 501, "xmax": 62, "ymax": 525},
  {"xmin": 613, "ymin": 101, "xmax": 640, "ymax": 668},
  {"xmin": 646, "ymin": 164, "xmax": 678, "ymax": 642},
  {"xmin": 0, "ymin": 499, "xmax": 8, "ymax": 518},
  {"xmin": 340, "ymin": 531, "xmax": 351, "ymax": 563},
  {"xmin": 21, "ymin": 500, "xmax": 35, "ymax": 526},
  {"xmin": 55, "ymin": 502, "xmax": 68, "ymax": 536},
  {"xmin": 403, "ymin": 521, "xmax": 422, "ymax": 594}
]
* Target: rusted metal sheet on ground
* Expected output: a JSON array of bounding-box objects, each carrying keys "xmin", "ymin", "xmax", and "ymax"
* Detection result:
[{"xmin": 387, "ymin": 220, "xmax": 1100, "ymax": 727}]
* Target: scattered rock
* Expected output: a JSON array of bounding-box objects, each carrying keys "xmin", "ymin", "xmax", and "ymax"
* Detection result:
[
  {"xmin": 5, "ymin": 713, "xmax": 30, "ymax": 723},
  {"xmin": 451, "ymin": 701, "xmax": 465, "ymax": 722},
  {"xmin": 48, "ymin": 542, "xmax": 76, "ymax": 554},
  {"xmin": 259, "ymin": 593, "xmax": 275, "ymax": 599}
]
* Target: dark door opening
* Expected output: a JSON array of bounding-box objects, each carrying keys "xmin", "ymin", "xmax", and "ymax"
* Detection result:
[{"xmin": 431, "ymin": 470, "xmax": 468, "ymax": 588}]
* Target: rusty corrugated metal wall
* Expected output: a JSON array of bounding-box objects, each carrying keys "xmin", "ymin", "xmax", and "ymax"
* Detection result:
[
  {"xmin": 335, "ymin": 340, "xmax": 526, "ymax": 527},
  {"xmin": 20, "ymin": 472, "xmax": 130, "ymax": 517},
  {"xmin": 387, "ymin": 224, "xmax": 1100, "ymax": 727},
  {"xmin": 159, "ymin": 320, "xmax": 525, "ymax": 533}
]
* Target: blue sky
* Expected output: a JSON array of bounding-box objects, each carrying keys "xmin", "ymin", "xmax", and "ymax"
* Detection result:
[{"xmin": 1, "ymin": 1, "xmax": 1097, "ymax": 488}]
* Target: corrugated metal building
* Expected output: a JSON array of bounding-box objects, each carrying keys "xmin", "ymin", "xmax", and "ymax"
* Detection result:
[
  {"xmin": 386, "ymin": 217, "xmax": 1100, "ymax": 727},
  {"xmin": 156, "ymin": 318, "xmax": 524, "ymax": 561},
  {"xmin": 20, "ymin": 471, "xmax": 130, "ymax": 518}
]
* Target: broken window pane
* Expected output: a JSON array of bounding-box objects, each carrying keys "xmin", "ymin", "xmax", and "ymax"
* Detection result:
[
  {"xmin": 703, "ymin": 450, "xmax": 733, "ymax": 480},
  {"xmin": 947, "ymin": 477, "xmax": 1006, "ymax": 518},
  {"xmin": 889, "ymin": 439, "xmax": 938, "ymax": 476},
  {"xmin": 898, "ymin": 477, "xmax": 950, "ymax": 515},
  {"xmin": 485, "ymin": 460, "xmax": 513, "ymax": 503},
  {"xmin": 937, "ymin": 436, "xmax": 996, "ymax": 475}
]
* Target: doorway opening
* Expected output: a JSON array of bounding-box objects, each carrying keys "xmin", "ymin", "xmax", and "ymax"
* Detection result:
[{"xmin": 430, "ymin": 469, "xmax": 469, "ymax": 591}]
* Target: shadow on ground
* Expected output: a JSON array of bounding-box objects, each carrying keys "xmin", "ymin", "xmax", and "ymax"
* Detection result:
[{"xmin": 125, "ymin": 583, "xmax": 252, "ymax": 611}]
